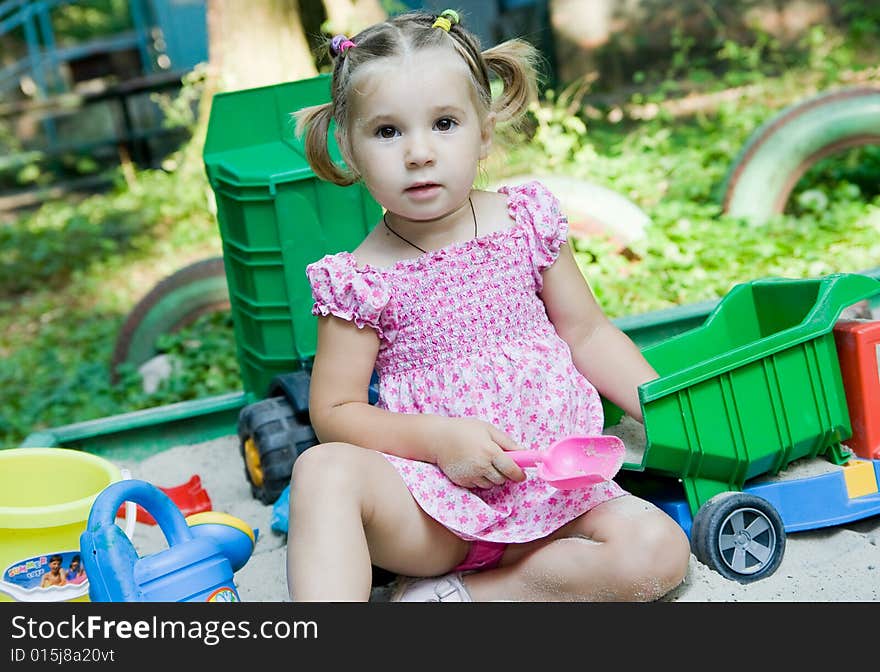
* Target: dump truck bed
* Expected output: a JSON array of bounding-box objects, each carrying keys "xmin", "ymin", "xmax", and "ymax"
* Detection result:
[{"xmin": 620, "ymin": 273, "xmax": 880, "ymax": 515}]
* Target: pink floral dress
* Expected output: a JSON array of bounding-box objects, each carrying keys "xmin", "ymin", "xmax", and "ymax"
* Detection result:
[{"xmin": 306, "ymin": 181, "xmax": 626, "ymax": 544}]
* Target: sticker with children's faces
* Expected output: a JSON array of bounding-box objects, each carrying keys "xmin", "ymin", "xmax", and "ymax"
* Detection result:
[{"xmin": 1, "ymin": 550, "xmax": 89, "ymax": 602}]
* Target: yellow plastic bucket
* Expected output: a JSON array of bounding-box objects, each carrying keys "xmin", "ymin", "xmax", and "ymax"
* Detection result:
[{"xmin": 0, "ymin": 448, "xmax": 122, "ymax": 602}]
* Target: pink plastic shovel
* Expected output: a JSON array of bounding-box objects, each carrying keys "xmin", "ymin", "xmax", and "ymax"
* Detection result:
[{"xmin": 506, "ymin": 435, "xmax": 625, "ymax": 490}]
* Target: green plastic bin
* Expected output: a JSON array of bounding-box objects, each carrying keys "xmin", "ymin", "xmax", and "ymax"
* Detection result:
[
  {"xmin": 632, "ymin": 273, "xmax": 880, "ymax": 515},
  {"xmin": 203, "ymin": 75, "xmax": 382, "ymax": 397}
]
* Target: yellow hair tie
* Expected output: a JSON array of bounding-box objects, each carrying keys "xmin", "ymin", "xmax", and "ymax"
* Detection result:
[{"xmin": 432, "ymin": 9, "xmax": 460, "ymax": 32}]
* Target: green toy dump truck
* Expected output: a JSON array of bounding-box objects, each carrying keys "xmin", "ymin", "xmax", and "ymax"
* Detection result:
[
  {"xmin": 609, "ymin": 272, "xmax": 880, "ymax": 581},
  {"xmin": 630, "ymin": 272, "xmax": 876, "ymax": 510}
]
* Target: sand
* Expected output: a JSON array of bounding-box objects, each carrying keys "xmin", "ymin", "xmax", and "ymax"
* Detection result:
[{"xmin": 119, "ymin": 434, "xmax": 880, "ymax": 602}]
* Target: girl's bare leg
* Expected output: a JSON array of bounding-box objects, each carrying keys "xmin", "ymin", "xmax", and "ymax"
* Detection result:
[
  {"xmin": 463, "ymin": 495, "xmax": 690, "ymax": 602},
  {"xmin": 287, "ymin": 442, "xmax": 469, "ymax": 601}
]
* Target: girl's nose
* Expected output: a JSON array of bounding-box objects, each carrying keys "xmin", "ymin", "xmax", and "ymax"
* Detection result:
[{"xmin": 405, "ymin": 132, "xmax": 435, "ymax": 167}]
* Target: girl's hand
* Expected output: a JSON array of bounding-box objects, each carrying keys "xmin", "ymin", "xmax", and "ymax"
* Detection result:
[{"xmin": 433, "ymin": 417, "xmax": 527, "ymax": 489}]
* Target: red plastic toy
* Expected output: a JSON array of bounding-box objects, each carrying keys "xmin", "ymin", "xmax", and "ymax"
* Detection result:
[
  {"xmin": 117, "ymin": 475, "xmax": 212, "ymax": 525},
  {"xmin": 834, "ymin": 319, "xmax": 880, "ymax": 460}
]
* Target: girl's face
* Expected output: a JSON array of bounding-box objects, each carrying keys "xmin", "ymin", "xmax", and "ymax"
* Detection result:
[{"xmin": 345, "ymin": 47, "xmax": 494, "ymax": 223}]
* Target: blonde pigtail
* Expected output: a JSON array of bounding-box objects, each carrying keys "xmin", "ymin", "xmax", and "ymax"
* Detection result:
[
  {"xmin": 483, "ymin": 38, "xmax": 540, "ymax": 125},
  {"xmin": 293, "ymin": 103, "xmax": 357, "ymax": 187}
]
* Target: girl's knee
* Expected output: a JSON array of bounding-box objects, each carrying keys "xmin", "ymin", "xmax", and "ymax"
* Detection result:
[
  {"xmin": 584, "ymin": 497, "xmax": 690, "ymax": 600},
  {"xmin": 615, "ymin": 515, "xmax": 691, "ymax": 600},
  {"xmin": 290, "ymin": 442, "xmax": 364, "ymax": 497}
]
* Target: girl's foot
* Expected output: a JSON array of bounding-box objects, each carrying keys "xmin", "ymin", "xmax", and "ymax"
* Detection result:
[{"xmin": 390, "ymin": 573, "xmax": 472, "ymax": 602}]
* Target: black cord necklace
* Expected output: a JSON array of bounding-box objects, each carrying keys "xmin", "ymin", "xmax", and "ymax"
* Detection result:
[{"xmin": 383, "ymin": 197, "xmax": 477, "ymax": 254}]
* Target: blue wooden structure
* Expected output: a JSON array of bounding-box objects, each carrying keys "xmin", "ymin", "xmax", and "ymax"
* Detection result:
[
  {"xmin": 0, "ymin": 0, "xmax": 206, "ymax": 98},
  {"xmin": 0, "ymin": 0, "xmax": 208, "ymax": 204}
]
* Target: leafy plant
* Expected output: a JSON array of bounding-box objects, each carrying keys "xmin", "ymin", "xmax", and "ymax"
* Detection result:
[{"xmin": 527, "ymin": 79, "xmax": 591, "ymax": 168}]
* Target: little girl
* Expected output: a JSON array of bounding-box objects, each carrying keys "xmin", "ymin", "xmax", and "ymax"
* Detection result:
[{"xmin": 289, "ymin": 9, "xmax": 690, "ymax": 602}]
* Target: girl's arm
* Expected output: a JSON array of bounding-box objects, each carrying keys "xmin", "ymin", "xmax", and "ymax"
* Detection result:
[
  {"xmin": 308, "ymin": 314, "xmax": 525, "ymax": 487},
  {"xmin": 308, "ymin": 314, "xmax": 434, "ymax": 456},
  {"xmin": 540, "ymin": 243, "xmax": 657, "ymax": 422}
]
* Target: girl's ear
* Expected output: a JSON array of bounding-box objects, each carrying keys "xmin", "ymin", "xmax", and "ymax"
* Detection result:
[{"xmin": 479, "ymin": 111, "xmax": 496, "ymax": 160}]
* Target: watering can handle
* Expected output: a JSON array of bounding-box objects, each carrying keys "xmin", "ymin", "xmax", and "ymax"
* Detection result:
[
  {"xmin": 119, "ymin": 469, "xmax": 137, "ymax": 540},
  {"xmin": 87, "ymin": 479, "xmax": 193, "ymax": 546}
]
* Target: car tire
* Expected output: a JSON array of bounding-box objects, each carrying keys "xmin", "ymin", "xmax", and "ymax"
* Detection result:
[
  {"xmin": 721, "ymin": 86, "xmax": 880, "ymax": 225},
  {"xmin": 111, "ymin": 257, "xmax": 229, "ymax": 382}
]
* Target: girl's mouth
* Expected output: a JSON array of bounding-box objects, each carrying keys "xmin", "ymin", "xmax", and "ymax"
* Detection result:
[{"xmin": 406, "ymin": 183, "xmax": 441, "ymax": 199}]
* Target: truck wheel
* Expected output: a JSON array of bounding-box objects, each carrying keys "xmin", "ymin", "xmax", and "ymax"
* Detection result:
[
  {"xmin": 721, "ymin": 86, "xmax": 880, "ymax": 225},
  {"xmin": 238, "ymin": 396, "xmax": 318, "ymax": 505},
  {"xmin": 111, "ymin": 257, "xmax": 230, "ymax": 382},
  {"xmin": 690, "ymin": 492, "xmax": 785, "ymax": 583}
]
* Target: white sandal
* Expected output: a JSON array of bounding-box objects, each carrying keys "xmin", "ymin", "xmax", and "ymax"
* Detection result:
[{"xmin": 390, "ymin": 573, "xmax": 472, "ymax": 602}]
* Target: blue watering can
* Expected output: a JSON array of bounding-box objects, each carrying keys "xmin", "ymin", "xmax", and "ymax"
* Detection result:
[{"xmin": 80, "ymin": 479, "xmax": 256, "ymax": 602}]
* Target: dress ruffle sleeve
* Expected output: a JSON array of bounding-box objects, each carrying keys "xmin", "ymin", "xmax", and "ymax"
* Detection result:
[
  {"xmin": 305, "ymin": 252, "xmax": 395, "ymax": 342},
  {"xmin": 501, "ymin": 180, "xmax": 569, "ymax": 290}
]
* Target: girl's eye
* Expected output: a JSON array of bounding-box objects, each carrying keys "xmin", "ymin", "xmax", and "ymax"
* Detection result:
[
  {"xmin": 435, "ymin": 117, "xmax": 457, "ymax": 132},
  {"xmin": 376, "ymin": 126, "xmax": 398, "ymax": 139}
]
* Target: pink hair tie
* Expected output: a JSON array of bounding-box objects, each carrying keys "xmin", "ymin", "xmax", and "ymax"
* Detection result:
[{"xmin": 330, "ymin": 34, "xmax": 356, "ymax": 57}]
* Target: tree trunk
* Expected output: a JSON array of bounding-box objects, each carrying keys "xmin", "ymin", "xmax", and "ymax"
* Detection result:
[
  {"xmin": 206, "ymin": 0, "xmax": 318, "ymax": 92},
  {"xmin": 549, "ymin": 0, "xmax": 617, "ymax": 87},
  {"xmin": 321, "ymin": 0, "xmax": 387, "ymax": 38},
  {"xmin": 549, "ymin": 0, "xmax": 835, "ymax": 89}
]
